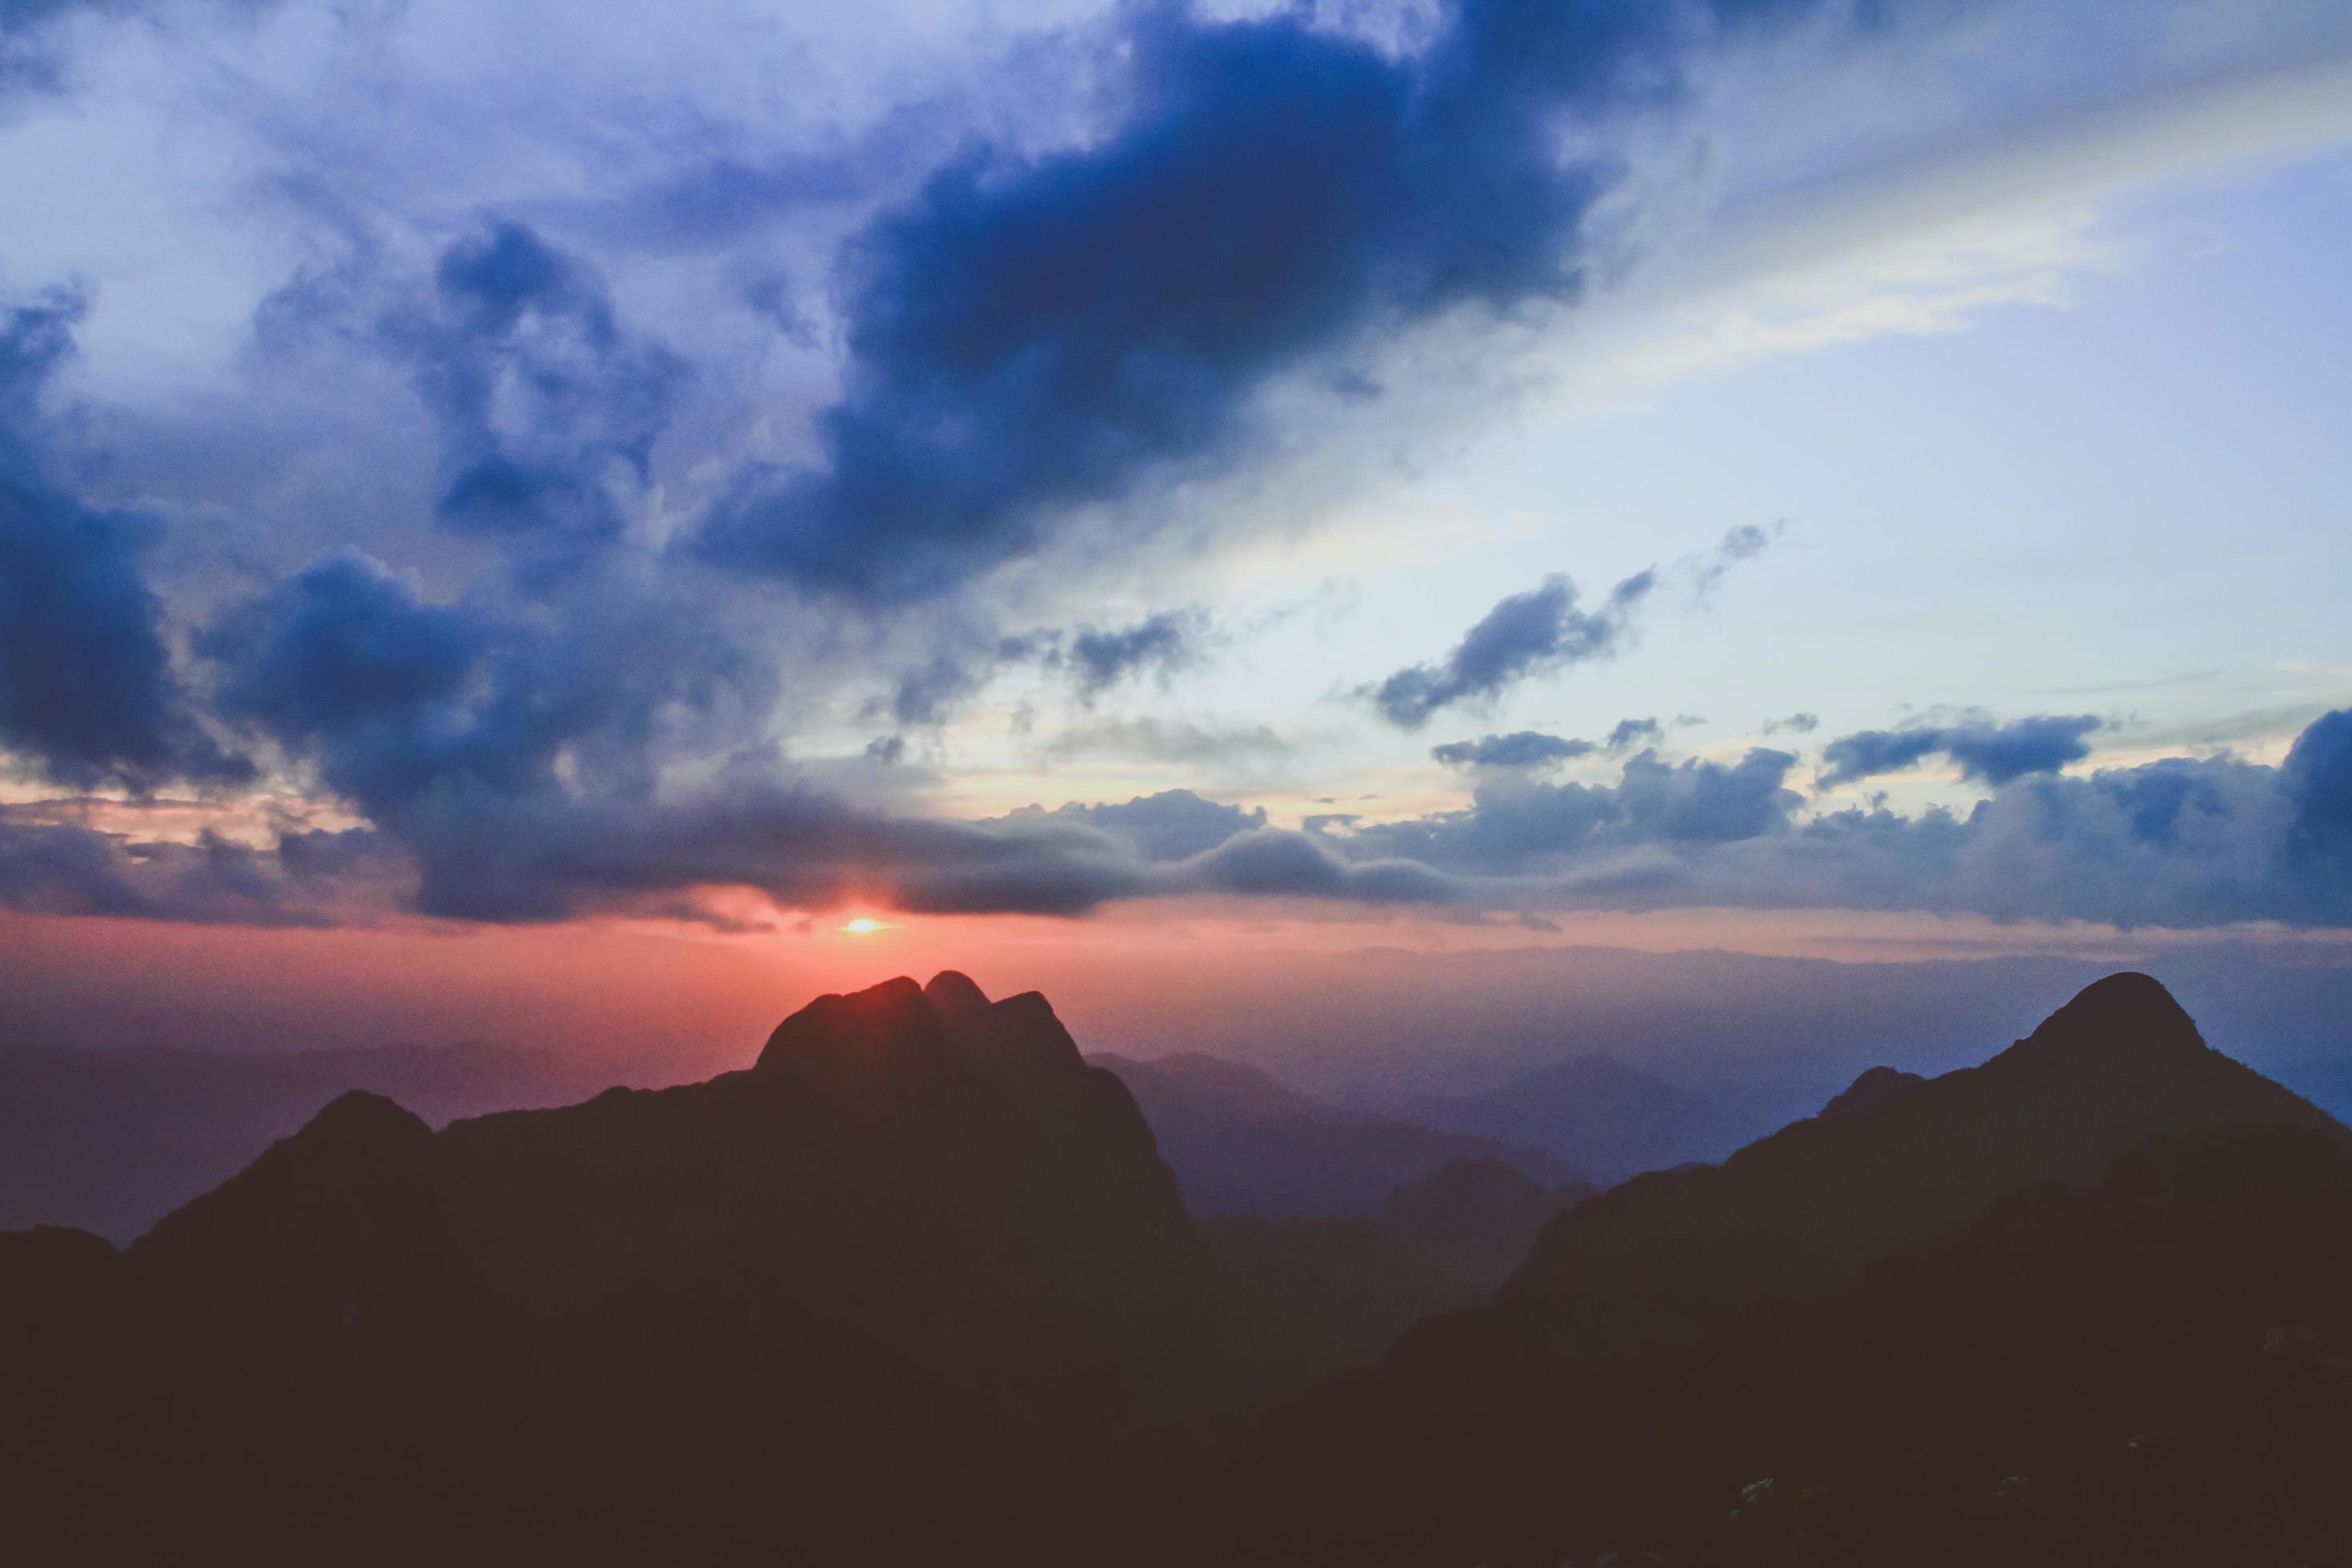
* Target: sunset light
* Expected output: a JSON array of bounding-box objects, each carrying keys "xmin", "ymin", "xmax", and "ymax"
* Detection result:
[{"xmin": 5, "ymin": 2, "xmax": 2351, "ymax": 1561}]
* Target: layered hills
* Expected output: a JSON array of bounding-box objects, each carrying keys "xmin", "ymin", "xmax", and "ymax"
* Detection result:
[
  {"xmin": 1190, "ymin": 972, "xmax": 2352, "ymax": 1565},
  {"xmin": 6, "ymin": 970, "xmax": 2348, "ymax": 1566}
]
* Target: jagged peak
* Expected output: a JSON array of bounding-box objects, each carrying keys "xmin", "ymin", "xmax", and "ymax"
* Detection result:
[
  {"xmin": 922, "ymin": 970, "xmax": 992, "ymax": 1018},
  {"xmin": 755, "ymin": 977, "xmax": 943, "ymax": 1073}
]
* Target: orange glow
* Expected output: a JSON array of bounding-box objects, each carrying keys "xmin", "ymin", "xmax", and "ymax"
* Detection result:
[{"xmin": 842, "ymin": 918, "xmax": 884, "ymax": 934}]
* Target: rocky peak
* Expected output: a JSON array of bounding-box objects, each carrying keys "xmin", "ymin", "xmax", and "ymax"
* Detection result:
[
  {"xmin": 754, "ymin": 976, "xmax": 946, "ymax": 1075},
  {"xmin": 2014, "ymin": 971, "xmax": 2207, "ymax": 1062},
  {"xmin": 921, "ymin": 969, "xmax": 994, "ymax": 1026}
]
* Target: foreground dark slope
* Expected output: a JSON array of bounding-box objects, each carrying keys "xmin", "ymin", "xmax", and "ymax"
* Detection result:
[
  {"xmin": 1203, "ymin": 1158, "xmax": 1597, "ymax": 1373},
  {"xmin": 2, "ymin": 973, "xmax": 1287, "ymax": 1565},
  {"xmin": 1194, "ymin": 973, "xmax": 2352, "ymax": 1566}
]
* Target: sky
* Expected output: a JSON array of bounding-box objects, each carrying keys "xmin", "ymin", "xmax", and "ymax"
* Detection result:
[{"xmin": 3, "ymin": 0, "xmax": 2350, "ymax": 1078}]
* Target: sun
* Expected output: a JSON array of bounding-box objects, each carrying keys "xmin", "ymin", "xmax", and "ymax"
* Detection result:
[{"xmin": 842, "ymin": 917, "xmax": 884, "ymax": 934}]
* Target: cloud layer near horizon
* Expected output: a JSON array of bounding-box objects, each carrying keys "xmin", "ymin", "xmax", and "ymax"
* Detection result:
[{"xmin": 6, "ymin": 708, "xmax": 2349, "ymax": 933}]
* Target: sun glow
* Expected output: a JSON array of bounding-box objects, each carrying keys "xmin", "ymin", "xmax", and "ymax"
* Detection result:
[{"xmin": 842, "ymin": 918, "xmax": 884, "ymax": 934}]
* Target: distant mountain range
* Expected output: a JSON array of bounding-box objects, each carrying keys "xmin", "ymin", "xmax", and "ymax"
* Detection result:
[
  {"xmin": 6, "ymin": 970, "xmax": 2350, "ymax": 1566},
  {"xmin": 1090, "ymin": 1049, "xmax": 1576, "ymax": 1215},
  {"xmin": 1404, "ymin": 1051, "xmax": 1738, "ymax": 1183},
  {"xmin": 0, "ymin": 1041, "xmax": 698, "ymax": 1242}
]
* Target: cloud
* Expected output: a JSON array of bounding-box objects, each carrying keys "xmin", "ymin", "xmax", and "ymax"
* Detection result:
[
  {"xmin": 1368, "ymin": 527, "xmax": 1778, "ymax": 730},
  {"xmin": 1348, "ymin": 746, "xmax": 1804, "ymax": 873},
  {"xmin": 686, "ymin": 2, "xmax": 1871, "ymax": 601},
  {"xmin": 1043, "ymin": 714, "xmax": 1292, "ymax": 766},
  {"xmin": 1763, "ymin": 711, "xmax": 1820, "ymax": 735},
  {"xmin": 1430, "ymin": 730, "xmax": 1597, "ymax": 770},
  {"xmin": 7, "ymin": 712, "xmax": 2352, "ymax": 934},
  {"xmin": 1368, "ymin": 569, "xmax": 1658, "ymax": 729},
  {"xmin": 0, "ymin": 293, "xmax": 246, "ymax": 791},
  {"xmin": 1184, "ymin": 826, "xmax": 1455, "ymax": 906},
  {"xmin": 0, "ymin": 808, "xmax": 393, "ymax": 926},
  {"xmin": 1606, "ymin": 717, "xmax": 1664, "ymax": 753},
  {"xmin": 1001, "ymin": 789, "xmax": 1268, "ymax": 864},
  {"xmin": 2284, "ymin": 707, "xmax": 2352, "ymax": 870},
  {"xmin": 876, "ymin": 607, "xmax": 1214, "ymax": 725},
  {"xmin": 1065, "ymin": 608, "xmax": 1209, "ymax": 702},
  {"xmin": 263, "ymin": 219, "xmax": 690, "ymax": 562},
  {"xmin": 1683, "ymin": 520, "xmax": 1778, "ymax": 595},
  {"xmin": 1818, "ymin": 712, "xmax": 2102, "ymax": 788}
]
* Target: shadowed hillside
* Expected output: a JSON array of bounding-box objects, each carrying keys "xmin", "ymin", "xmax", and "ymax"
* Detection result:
[
  {"xmin": 2, "ymin": 973, "xmax": 1290, "ymax": 1565},
  {"xmin": 1186, "ymin": 973, "xmax": 2352, "ymax": 1566},
  {"xmin": 1202, "ymin": 1158, "xmax": 1597, "ymax": 1372}
]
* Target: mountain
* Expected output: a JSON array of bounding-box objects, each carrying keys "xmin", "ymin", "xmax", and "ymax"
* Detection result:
[
  {"xmin": 1818, "ymin": 1062, "xmax": 1925, "ymax": 1117},
  {"xmin": 1093, "ymin": 1050, "xmax": 1575, "ymax": 1216},
  {"xmin": 3, "ymin": 973, "xmax": 1290, "ymax": 1564},
  {"xmin": 1409, "ymin": 1052, "xmax": 1733, "ymax": 1184},
  {"xmin": 1194, "ymin": 972, "xmax": 2352, "ymax": 1566},
  {"xmin": 0, "ymin": 1041, "xmax": 697, "ymax": 1242},
  {"xmin": 1202, "ymin": 1159, "xmax": 1597, "ymax": 1373}
]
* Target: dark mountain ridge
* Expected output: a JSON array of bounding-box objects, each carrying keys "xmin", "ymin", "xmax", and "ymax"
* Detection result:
[
  {"xmin": 10, "ymin": 967, "xmax": 2350, "ymax": 1566},
  {"xmin": 5, "ymin": 972, "xmax": 1284, "ymax": 1564},
  {"xmin": 1192, "ymin": 972, "xmax": 2352, "ymax": 1566}
]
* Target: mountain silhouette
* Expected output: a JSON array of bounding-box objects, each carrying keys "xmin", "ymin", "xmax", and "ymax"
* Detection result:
[
  {"xmin": 1410, "ymin": 1051, "xmax": 1732, "ymax": 1183},
  {"xmin": 5, "ymin": 974, "xmax": 1287, "ymax": 1564},
  {"xmin": 1186, "ymin": 972, "xmax": 2352, "ymax": 1566},
  {"xmin": 1093, "ymin": 1050, "xmax": 1574, "ymax": 1216},
  {"xmin": 1818, "ymin": 1063, "xmax": 1925, "ymax": 1118},
  {"xmin": 11, "ymin": 968, "xmax": 2351, "ymax": 1566}
]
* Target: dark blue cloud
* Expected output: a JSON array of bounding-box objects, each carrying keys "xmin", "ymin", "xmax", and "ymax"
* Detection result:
[
  {"xmin": 1066, "ymin": 608, "xmax": 1207, "ymax": 702},
  {"xmin": 1431, "ymin": 730, "xmax": 1598, "ymax": 770},
  {"xmin": 2284, "ymin": 707, "xmax": 2352, "ymax": 868},
  {"xmin": 1370, "ymin": 570, "xmax": 1656, "ymax": 728},
  {"xmin": 400, "ymin": 221, "xmax": 687, "ymax": 554},
  {"xmin": 1819, "ymin": 713, "xmax": 2101, "ymax": 787},
  {"xmin": 198, "ymin": 544, "xmax": 774, "ymax": 920},
  {"xmin": 200, "ymin": 552, "xmax": 514, "ymax": 813},
  {"xmin": 0, "ymin": 293, "xmax": 246, "ymax": 790},
  {"xmin": 1616, "ymin": 746, "xmax": 1802, "ymax": 842},
  {"xmin": 687, "ymin": 1, "xmax": 1854, "ymax": 601}
]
